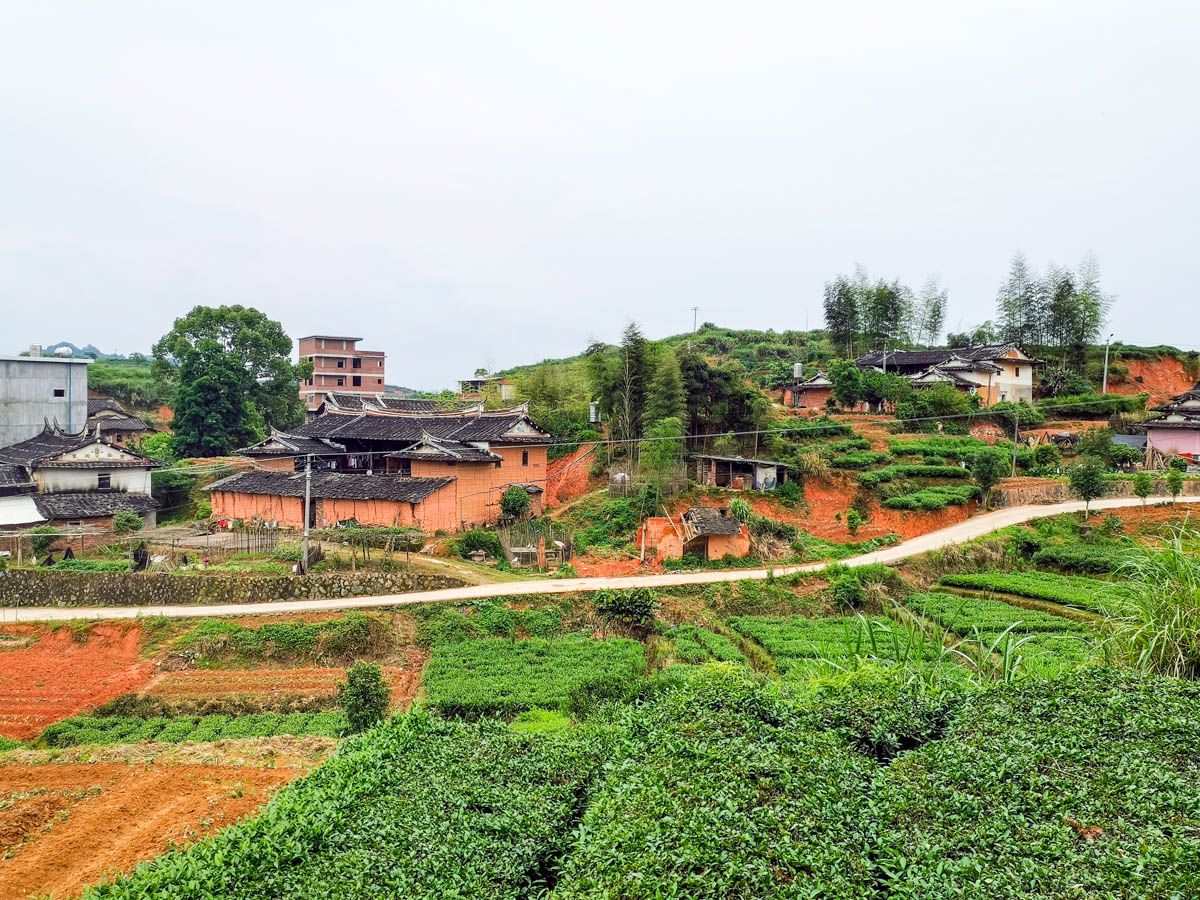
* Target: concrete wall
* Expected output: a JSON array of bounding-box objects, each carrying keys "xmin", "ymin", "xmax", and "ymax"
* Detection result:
[
  {"xmin": 38, "ymin": 468, "xmax": 152, "ymax": 493},
  {"xmin": 0, "ymin": 568, "xmax": 463, "ymax": 607},
  {"xmin": 0, "ymin": 357, "xmax": 90, "ymax": 447},
  {"xmin": 992, "ymin": 477, "xmax": 1200, "ymax": 507}
]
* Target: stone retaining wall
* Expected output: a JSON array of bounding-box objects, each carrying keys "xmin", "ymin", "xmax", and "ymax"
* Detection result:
[
  {"xmin": 0, "ymin": 569, "xmax": 464, "ymax": 608},
  {"xmin": 992, "ymin": 478, "xmax": 1200, "ymax": 508}
]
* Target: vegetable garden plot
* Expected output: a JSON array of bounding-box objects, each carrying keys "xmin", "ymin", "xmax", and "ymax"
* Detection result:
[
  {"xmin": 82, "ymin": 714, "xmax": 614, "ymax": 900},
  {"xmin": 38, "ymin": 710, "xmax": 348, "ymax": 747},
  {"xmin": 670, "ymin": 626, "xmax": 746, "ymax": 664},
  {"xmin": 938, "ymin": 571, "xmax": 1125, "ymax": 612},
  {"xmin": 423, "ymin": 635, "xmax": 645, "ymax": 718},
  {"xmin": 907, "ymin": 592, "xmax": 1087, "ymax": 636}
]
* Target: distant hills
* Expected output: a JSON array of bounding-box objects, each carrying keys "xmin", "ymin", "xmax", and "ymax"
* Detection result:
[{"xmin": 41, "ymin": 342, "xmax": 131, "ymax": 360}]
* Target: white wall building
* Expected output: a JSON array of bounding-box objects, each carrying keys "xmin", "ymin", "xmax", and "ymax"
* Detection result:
[{"xmin": 0, "ymin": 354, "xmax": 90, "ymax": 447}]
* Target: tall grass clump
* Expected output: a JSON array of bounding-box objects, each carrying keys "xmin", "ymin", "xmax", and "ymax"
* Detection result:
[{"xmin": 1103, "ymin": 523, "xmax": 1200, "ymax": 678}]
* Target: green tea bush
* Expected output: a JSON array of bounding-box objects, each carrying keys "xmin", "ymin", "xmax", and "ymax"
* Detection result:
[
  {"xmin": 908, "ymin": 592, "xmax": 1086, "ymax": 636},
  {"xmin": 40, "ymin": 710, "xmax": 348, "ymax": 747},
  {"xmin": 887, "ymin": 436, "xmax": 986, "ymax": 460},
  {"xmin": 938, "ymin": 571, "xmax": 1124, "ymax": 612},
  {"xmin": 338, "ymin": 661, "xmax": 391, "ymax": 733},
  {"xmin": 593, "ymin": 588, "xmax": 659, "ymax": 629},
  {"xmin": 670, "ymin": 625, "xmax": 747, "ymax": 664},
  {"xmin": 423, "ymin": 635, "xmax": 645, "ymax": 718},
  {"xmin": 858, "ymin": 464, "xmax": 969, "ymax": 489},
  {"xmin": 880, "ymin": 484, "xmax": 978, "ymax": 510},
  {"xmin": 829, "ymin": 450, "xmax": 890, "ymax": 469},
  {"xmin": 177, "ymin": 612, "xmax": 388, "ymax": 663},
  {"xmin": 1031, "ymin": 543, "xmax": 1127, "ymax": 573}
]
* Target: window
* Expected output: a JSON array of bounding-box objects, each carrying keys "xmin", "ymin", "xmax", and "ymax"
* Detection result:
[
  {"xmin": 114, "ymin": 433, "xmax": 124, "ymax": 443},
  {"xmin": 352, "ymin": 376, "xmax": 361, "ymax": 387},
  {"xmin": 97, "ymin": 473, "xmax": 111, "ymax": 489},
  {"xmin": 377, "ymin": 359, "xmax": 383, "ymax": 367},
  {"xmin": 1014, "ymin": 367, "xmax": 1020, "ymax": 377},
  {"xmin": 522, "ymin": 450, "xmax": 529, "ymax": 466},
  {"xmin": 68, "ymin": 521, "xmax": 82, "ymax": 527},
  {"xmin": 377, "ymin": 378, "xmax": 383, "ymax": 385},
  {"xmin": 396, "ymin": 459, "xmax": 411, "ymax": 477},
  {"xmin": 337, "ymin": 360, "xmax": 344, "ymax": 368},
  {"xmin": 53, "ymin": 388, "xmax": 65, "ymax": 397},
  {"xmin": 337, "ymin": 377, "xmax": 344, "ymax": 386},
  {"xmin": 352, "ymin": 358, "xmax": 362, "ymax": 369}
]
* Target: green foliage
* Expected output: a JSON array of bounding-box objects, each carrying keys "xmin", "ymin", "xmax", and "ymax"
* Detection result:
[
  {"xmin": 636, "ymin": 416, "xmax": 684, "ymax": 491},
  {"xmin": 908, "ymin": 591, "xmax": 1086, "ymax": 636},
  {"xmin": 1030, "ymin": 543, "xmax": 1126, "ymax": 574},
  {"xmin": 1166, "ymin": 467, "xmax": 1185, "ymax": 501},
  {"xmin": 894, "ymin": 383, "xmax": 974, "ymax": 432},
  {"xmin": 29, "ymin": 525, "xmax": 59, "ymax": 557},
  {"xmin": 642, "ymin": 348, "xmax": 687, "ymax": 426},
  {"xmin": 315, "ymin": 526, "xmax": 426, "ymax": 550},
  {"xmin": 870, "ymin": 671, "xmax": 1200, "ymax": 897},
  {"xmin": 880, "ymin": 484, "xmax": 978, "ymax": 510},
  {"xmin": 151, "ymin": 468, "xmax": 202, "ymax": 522},
  {"xmin": 670, "ymin": 625, "xmax": 747, "ymax": 664},
  {"xmin": 52, "ymin": 558, "xmax": 134, "ymax": 572},
  {"xmin": 727, "ymin": 496, "xmax": 751, "ymax": 522},
  {"xmin": 827, "ymin": 358, "xmax": 863, "ymax": 407},
  {"xmin": 131, "ymin": 430, "xmax": 176, "ymax": 462},
  {"xmin": 1041, "ymin": 391, "xmax": 1149, "ymax": 418},
  {"xmin": 593, "ymin": 588, "xmax": 659, "ymax": 629},
  {"xmin": 888, "ymin": 436, "xmax": 986, "ymax": 460},
  {"xmin": 86, "ymin": 357, "xmax": 175, "ymax": 410},
  {"xmin": 499, "ymin": 485, "xmax": 531, "ymax": 520},
  {"xmin": 423, "ymin": 635, "xmax": 644, "ymax": 718},
  {"xmin": 938, "ymin": 571, "xmax": 1125, "ymax": 612},
  {"xmin": 1067, "ymin": 456, "xmax": 1109, "ymax": 514},
  {"xmin": 450, "ymin": 528, "xmax": 504, "ymax": 559},
  {"xmin": 858, "ymin": 464, "xmax": 969, "ymax": 489},
  {"xmin": 968, "ymin": 445, "xmax": 1009, "ymax": 506},
  {"xmin": 1033, "ymin": 441, "xmax": 1061, "ymax": 466},
  {"xmin": 828, "ymin": 450, "xmax": 890, "ymax": 469},
  {"xmin": 845, "ymin": 508, "xmax": 863, "ymax": 535},
  {"xmin": 830, "ymin": 574, "xmax": 867, "ymax": 609},
  {"xmin": 111, "ymin": 507, "xmax": 144, "ymax": 536},
  {"xmin": 176, "ymin": 612, "xmax": 387, "ymax": 664},
  {"xmin": 984, "ymin": 399, "xmax": 1045, "ymax": 430},
  {"xmin": 83, "ymin": 712, "xmax": 612, "ymax": 899},
  {"xmin": 169, "ymin": 342, "xmax": 266, "ymax": 457},
  {"xmin": 40, "ymin": 710, "xmax": 347, "ymax": 747},
  {"xmin": 338, "ymin": 661, "xmax": 391, "ymax": 733}
]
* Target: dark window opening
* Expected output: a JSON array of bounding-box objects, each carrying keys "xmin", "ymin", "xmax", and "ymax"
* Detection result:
[
  {"xmin": 97, "ymin": 473, "xmax": 111, "ymax": 489},
  {"xmin": 337, "ymin": 378, "xmax": 345, "ymax": 386},
  {"xmin": 396, "ymin": 459, "xmax": 411, "ymax": 477},
  {"xmin": 377, "ymin": 378, "xmax": 383, "ymax": 385},
  {"xmin": 352, "ymin": 376, "xmax": 362, "ymax": 387},
  {"xmin": 522, "ymin": 450, "xmax": 529, "ymax": 466},
  {"xmin": 337, "ymin": 360, "xmax": 345, "ymax": 368},
  {"xmin": 352, "ymin": 358, "xmax": 362, "ymax": 369},
  {"xmin": 54, "ymin": 388, "xmax": 65, "ymax": 397}
]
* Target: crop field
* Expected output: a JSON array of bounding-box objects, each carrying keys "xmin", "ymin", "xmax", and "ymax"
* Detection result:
[
  {"xmin": 38, "ymin": 710, "xmax": 349, "ymax": 747},
  {"xmin": 938, "ymin": 571, "xmax": 1125, "ymax": 611},
  {"xmin": 0, "ymin": 625, "xmax": 156, "ymax": 740},
  {"xmin": 670, "ymin": 625, "xmax": 746, "ymax": 663},
  {"xmin": 907, "ymin": 591, "xmax": 1088, "ymax": 636},
  {"xmin": 423, "ymin": 635, "xmax": 645, "ymax": 717},
  {"xmin": 0, "ymin": 761, "xmax": 305, "ymax": 899}
]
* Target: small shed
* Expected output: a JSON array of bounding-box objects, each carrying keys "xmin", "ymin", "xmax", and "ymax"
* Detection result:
[{"xmin": 692, "ymin": 453, "xmax": 790, "ymax": 491}]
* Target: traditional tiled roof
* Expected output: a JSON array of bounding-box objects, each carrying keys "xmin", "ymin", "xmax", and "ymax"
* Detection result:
[
  {"xmin": 857, "ymin": 343, "xmax": 1040, "ymax": 370},
  {"xmin": 0, "ymin": 464, "xmax": 36, "ymax": 497},
  {"xmin": 321, "ymin": 392, "xmax": 468, "ymax": 414},
  {"xmin": 291, "ymin": 408, "xmax": 551, "ymax": 445},
  {"xmin": 240, "ymin": 430, "xmax": 347, "ymax": 457},
  {"xmin": 0, "ymin": 426, "xmax": 162, "ymax": 468},
  {"xmin": 205, "ymin": 470, "xmax": 456, "ymax": 503},
  {"xmin": 385, "ymin": 435, "xmax": 503, "ymax": 463},
  {"xmin": 87, "ymin": 398, "xmax": 125, "ymax": 416},
  {"xmin": 86, "ymin": 398, "xmax": 151, "ymax": 432},
  {"xmin": 909, "ymin": 366, "xmax": 980, "ymax": 389},
  {"xmin": 33, "ymin": 491, "xmax": 157, "ymax": 520},
  {"xmin": 683, "ymin": 506, "xmax": 743, "ymax": 536},
  {"xmin": 1143, "ymin": 382, "xmax": 1200, "ymax": 430}
]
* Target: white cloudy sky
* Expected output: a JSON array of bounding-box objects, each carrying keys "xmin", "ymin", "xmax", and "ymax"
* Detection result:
[{"xmin": 2, "ymin": 1, "xmax": 1196, "ymax": 389}]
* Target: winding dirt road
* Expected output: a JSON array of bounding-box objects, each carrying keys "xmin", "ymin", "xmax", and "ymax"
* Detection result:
[{"xmin": 5, "ymin": 497, "xmax": 1195, "ymax": 623}]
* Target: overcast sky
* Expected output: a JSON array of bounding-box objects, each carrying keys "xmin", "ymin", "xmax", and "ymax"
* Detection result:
[{"xmin": 2, "ymin": 2, "xmax": 1196, "ymax": 389}]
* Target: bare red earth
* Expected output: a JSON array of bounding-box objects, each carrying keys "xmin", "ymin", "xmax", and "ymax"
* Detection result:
[{"xmin": 0, "ymin": 626, "xmax": 155, "ymax": 740}]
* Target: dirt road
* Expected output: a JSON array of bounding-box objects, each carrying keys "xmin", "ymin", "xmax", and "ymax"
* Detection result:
[{"xmin": 5, "ymin": 497, "xmax": 1195, "ymax": 623}]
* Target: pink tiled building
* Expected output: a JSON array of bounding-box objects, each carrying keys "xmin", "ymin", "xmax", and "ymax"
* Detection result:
[{"xmin": 297, "ymin": 335, "xmax": 386, "ymax": 416}]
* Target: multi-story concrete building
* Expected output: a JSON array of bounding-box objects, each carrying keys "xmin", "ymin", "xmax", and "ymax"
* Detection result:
[
  {"xmin": 0, "ymin": 353, "xmax": 91, "ymax": 447},
  {"xmin": 297, "ymin": 335, "xmax": 386, "ymax": 415}
]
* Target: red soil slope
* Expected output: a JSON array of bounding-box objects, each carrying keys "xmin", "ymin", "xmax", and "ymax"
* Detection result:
[{"xmin": 1108, "ymin": 357, "xmax": 1195, "ymax": 405}]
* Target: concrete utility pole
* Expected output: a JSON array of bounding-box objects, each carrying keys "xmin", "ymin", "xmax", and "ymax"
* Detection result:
[
  {"xmin": 691, "ymin": 306, "xmax": 699, "ymax": 333},
  {"xmin": 1101, "ymin": 333, "xmax": 1114, "ymax": 394},
  {"xmin": 301, "ymin": 454, "xmax": 312, "ymax": 573}
]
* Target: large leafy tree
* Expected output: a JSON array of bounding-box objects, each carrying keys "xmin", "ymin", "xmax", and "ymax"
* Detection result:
[
  {"xmin": 643, "ymin": 348, "xmax": 687, "ymax": 427},
  {"xmin": 823, "ymin": 275, "xmax": 859, "ymax": 357},
  {"xmin": 153, "ymin": 305, "xmax": 311, "ymax": 440},
  {"xmin": 827, "ymin": 359, "xmax": 863, "ymax": 409},
  {"xmin": 169, "ymin": 341, "xmax": 265, "ymax": 457}
]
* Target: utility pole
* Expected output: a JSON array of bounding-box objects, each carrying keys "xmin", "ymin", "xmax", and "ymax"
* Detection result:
[
  {"xmin": 1011, "ymin": 415, "xmax": 1020, "ymax": 478},
  {"xmin": 301, "ymin": 454, "xmax": 312, "ymax": 573},
  {"xmin": 1101, "ymin": 333, "xmax": 1114, "ymax": 394},
  {"xmin": 691, "ymin": 306, "xmax": 699, "ymax": 333}
]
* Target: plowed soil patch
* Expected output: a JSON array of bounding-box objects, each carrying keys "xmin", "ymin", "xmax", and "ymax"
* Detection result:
[
  {"xmin": 0, "ymin": 626, "xmax": 155, "ymax": 740},
  {"xmin": 0, "ymin": 762, "xmax": 297, "ymax": 899},
  {"xmin": 145, "ymin": 650, "xmax": 428, "ymax": 711}
]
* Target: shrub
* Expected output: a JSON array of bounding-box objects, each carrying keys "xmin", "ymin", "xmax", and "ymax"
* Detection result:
[
  {"xmin": 938, "ymin": 571, "xmax": 1125, "ymax": 612},
  {"xmin": 338, "ymin": 662, "xmax": 391, "ymax": 733},
  {"xmin": 451, "ymin": 529, "xmax": 503, "ymax": 560},
  {"xmin": 29, "ymin": 525, "xmax": 59, "ymax": 557},
  {"xmin": 111, "ymin": 508, "xmax": 144, "ymax": 536},
  {"xmin": 52, "ymin": 558, "xmax": 134, "ymax": 572},
  {"xmin": 499, "ymin": 485, "xmax": 531, "ymax": 520},
  {"xmin": 593, "ymin": 588, "xmax": 659, "ymax": 630},
  {"xmin": 830, "ymin": 574, "xmax": 866, "ymax": 610},
  {"xmin": 772, "ymin": 479, "xmax": 804, "ymax": 503},
  {"xmin": 1067, "ymin": 456, "xmax": 1109, "ymax": 516},
  {"xmin": 858, "ymin": 464, "xmax": 969, "ymax": 489},
  {"xmin": 829, "ymin": 450, "xmax": 890, "ymax": 469},
  {"xmin": 880, "ymin": 485, "xmax": 978, "ymax": 510},
  {"xmin": 1033, "ymin": 442, "xmax": 1061, "ymax": 466},
  {"xmin": 845, "ymin": 508, "xmax": 863, "ymax": 535},
  {"xmin": 1031, "ymin": 543, "xmax": 1126, "ymax": 574}
]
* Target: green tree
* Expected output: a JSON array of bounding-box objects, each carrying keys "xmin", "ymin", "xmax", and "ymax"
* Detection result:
[
  {"xmin": 169, "ymin": 342, "xmax": 265, "ymax": 458},
  {"xmin": 1077, "ymin": 427, "xmax": 1115, "ymax": 468},
  {"xmin": 337, "ymin": 662, "xmax": 391, "ymax": 733},
  {"xmin": 859, "ymin": 370, "xmax": 912, "ymax": 413},
  {"xmin": 643, "ymin": 348, "xmax": 686, "ymax": 427},
  {"xmin": 1068, "ymin": 457, "xmax": 1108, "ymax": 518},
  {"xmin": 500, "ymin": 485, "xmax": 532, "ymax": 520},
  {"xmin": 612, "ymin": 323, "xmax": 651, "ymax": 447},
  {"xmin": 29, "ymin": 525, "xmax": 59, "ymax": 558},
  {"xmin": 969, "ymin": 446, "xmax": 1009, "ymax": 507},
  {"xmin": 827, "ymin": 359, "xmax": 863, "ymax": 409},
  {"xmin": 1166, "ymin": 468, "xmax": 1184, "ymax": 504},
  {"xmin": 996, "ymin": 252, "xmax": 1044, "ymax": 347},
  {"xmin": 152, "ymin": 305, "xmax": 310, "ymax": 436},
  {"xmin": 112, "ymin": 508, "xmax": 144, "ymax": 536},
  {"xmin": 1132, "ymin": 470, "xmax": 1154, "ymax": 512},
  {"xmin": 912, "ymin": 276, "xmax": 948, "ymax": 346},
  {"xmin": 638, "ymin": 417, "xmax": 684, "ymax": 493},
  {"xmin": 131, "ymin": 431, "xmax": 175, "ymax": 463},
  {"xmin": 822, "ymin": 275, "xmax": 859, "ymax": 357}
]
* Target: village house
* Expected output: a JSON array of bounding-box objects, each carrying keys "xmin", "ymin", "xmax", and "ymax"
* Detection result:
[
  {"xmin": 0, "ymin": 424, "xmax": 161, "ymax": 539},
  {"xmin": 856, "ymin": 343, "xmax": 1041, "ymax": 406},
  {"xmin": 784, "ymin": 371, "xmax": 834, "ymax": 409},
  {"xmin": 221, "ymin": 403, "xmax": 553, "ymax": 531},
  {"xmin": 298, "ymin": 335, "xmax": 387, "ymax": 416},
  {"xmin": 1142, "ymin": 381, "xmax": 1200, "ymax": 461},
  {"xmin": 637, "ymin": 506, "xmax": 751, "ymax": 562},
  {"xmin": 692, "ymin": 453, "xmax": 793, "ymax": 491},
  {"xmin": 457, "ymin": 375, "xmax": 517, "ymax": 403},
  {"xmin": 0, "ymin": 350, "xmax": 90, "ymax": 447},
  {"xmin": 86, "ymin": 397, "xmax": 153, "ymax": 445}
]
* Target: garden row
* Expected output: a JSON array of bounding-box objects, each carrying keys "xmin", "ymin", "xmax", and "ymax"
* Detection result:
[
  {"xmin": 938, "ymin": 571, "xmax": 1124, "ymax": 612},
  {"xmin": 39, "ymin": 710, "xmax": 348, "ymax": 748}
]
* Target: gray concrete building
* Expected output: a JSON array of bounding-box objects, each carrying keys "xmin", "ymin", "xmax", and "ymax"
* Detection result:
[{"xmin": 0, "ymin": 355, "xmax": 91, "ymax": 447}]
